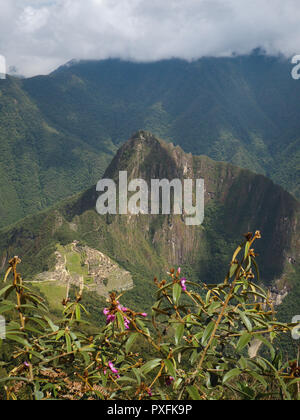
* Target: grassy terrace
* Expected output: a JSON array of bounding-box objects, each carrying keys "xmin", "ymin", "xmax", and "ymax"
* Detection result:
[{"xmin": 57, "ymin": 244, "xmax": 92, "ymax": 285}]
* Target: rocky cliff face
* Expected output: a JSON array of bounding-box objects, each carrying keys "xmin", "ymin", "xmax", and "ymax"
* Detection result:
[
  {"xmin": 87, "ymin": 130, "xmax": 299, "ymax": 282},
  {"xmin": 0, "ymin": 131, "xmax": 299, "ymax": 296}
]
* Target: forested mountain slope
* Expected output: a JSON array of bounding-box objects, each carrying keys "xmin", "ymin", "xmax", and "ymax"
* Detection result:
[{"xmin": 1, "ymin": 53, "xmax": 299, "ymax": 229}]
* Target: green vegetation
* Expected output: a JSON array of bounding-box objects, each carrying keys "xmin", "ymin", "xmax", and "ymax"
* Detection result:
[
  {"xmin": 0, "ymin": 54, "xmax": 298, "ymax": 402},
  {"xmin": 0, "ymin": 132, "xmax": 298, "ymax": 334},
  {"xmin": 59, "ymin": 244, "xmax": 89, "ymax": 280},
  {"xmin": 0, "ymin": 54, "xmax": 300, "ymax": 230},
  {"xmin": 275, "ymin": 263, "xmax": 300, "ymax": 358},
  {"xmin": 23, "ymin": 55, "xmax": 300, "ymax": 199},
  {"xmin": 0, "ymin": 77, "xmax": 115, "ymax": 229},
  {"xmin": 33, "ymin": 282, "xmax": 67, "ymax": 313},
  {"xmin": 0, "ymin": 234, "xmax": 299, "ymax": 400}
]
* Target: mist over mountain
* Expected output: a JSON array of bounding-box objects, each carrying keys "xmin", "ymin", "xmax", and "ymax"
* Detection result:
[{"xmin": 26, "ymin": 53, "xmax": 300, "ymax": 190}]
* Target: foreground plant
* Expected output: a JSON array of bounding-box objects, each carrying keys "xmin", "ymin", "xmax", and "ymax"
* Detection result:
[{"xmin": 0, "ymin": 231, "xmax": 299, "ymax": 400}]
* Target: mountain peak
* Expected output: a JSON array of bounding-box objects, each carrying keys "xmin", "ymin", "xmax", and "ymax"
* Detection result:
[
  {"xmin": 125, "ymin": 130, "xmax": 164, "ymax": 151},
  {"xmin": 132, "ymin": 130, "xmax": 158, "ymax": 142},
  {"xmin": 103, "ymin": 131, "xmax": 184, "ymax": 182}
]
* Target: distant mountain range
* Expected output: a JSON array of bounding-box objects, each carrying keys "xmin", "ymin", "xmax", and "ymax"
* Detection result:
[{"xmin": 0, "ymin": 53, "xmax": 299, "ymax": 229}]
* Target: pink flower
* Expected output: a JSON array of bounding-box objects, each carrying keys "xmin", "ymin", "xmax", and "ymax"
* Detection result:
[
  {"xmin": 141, "ymin": 313, "xmax": 148, "ymax": 317},
  {"xmin": 106, "ymin": 314, "xmax": 116, "ymax": 324},
  {"xmin": 147, "ymin": 388, "xmax": 153, "ymax": 397},
  {"xmin": 177, "ymin": 267, "xmax": 181, "ymax": 275},
  {"xmin": 24, "ymin": 362, "xmax": 30, "ymax": 368},
  {"xmin": 103, "ymin": 308, "xmax": 110, "ymax": 316},
  {"xmin": 118, "ymin": 305, "xmax": 128, "ymax": 312},
  {"xmin": 124, "ymin": 317, "xmax": 130, "ymax": 329},
  {"xmin": 108, "ymin": 361, "xmax": 119, "ymax": 374},
  {"xmin": 180, "ymin": 278, "xmax": 187, "ymax": 292}
]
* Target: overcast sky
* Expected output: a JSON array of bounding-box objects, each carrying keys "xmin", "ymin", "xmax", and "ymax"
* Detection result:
[{"xmin": 1, "ymin": 0, "xmax": 300, "ymax": 77}]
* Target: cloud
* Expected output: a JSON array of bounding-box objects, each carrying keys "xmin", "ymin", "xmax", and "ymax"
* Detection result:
[{"xmin": 0, "ymin": 0, "xmax": 300, "ymax": 77}]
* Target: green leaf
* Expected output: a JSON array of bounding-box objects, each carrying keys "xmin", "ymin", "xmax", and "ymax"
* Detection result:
[
  {"xmin": 269, "ymin": 321, "xmax": 289, "ymax": 328},
  {"xmin": 201, "ymin": 321, "xmax": 215, "ymax": 346},
  {"xmin": 249, "ymin": 371, "xmax": 268, "ymax": 388},
  {"xmin": 44, "ymin": 316, "xmax": 59, "ymax": 333},
  {"xmin": 29, "ymin": 350, "xmax": 45, "ymax": 361},
  {"xmin": 238, "ymin": 311, "xmax": 252, "ymax": 332},
  {"xmin": 207, "ymin": 301, "xmax": 222, "ymax": 315},
  {"xmin": 70, "ymin": 331, "xmax": 78, "ymax": 341},
  {"xmin": 173, "ymin": 283, "xmax": 182, "ymax": 306},
  {"xmin": 287, "ymin": 378, "xmax": 300, "ymax": 387},
  {"xmin": 238, "ymin": 356, "xmax": 247, "ymax": 370},
  {"xmin": 244, "ymin": 256, "xmax": 251, "ymax": 272},
  {"xmin": 5, "ymin": 326, "xmax": 26, "ymax": 335},
  {"xmin": 0, "ymin": 376, "xmax": 30, "ymax": 384},
  {"xmin": 24, "ymin": 325, "xmax": 43, "ymax": 335},
  {"xmin": 259, "ymin": 357, "xmax": 291, "ymax": 400},
  {"xmin": 247, "ymin": 291, "xmax": 267, "ymax": 300},
  {"xmin": 236, "ymin": 332, "xmax": 252, "ymax": 352},
  {"xmin": 75, "ymin": 304, "xmax": 81, "ymax": 321},
  {"xmin": 125, "ymin": 332, "xmax": 139, "ymax": 354},
  {"xmin": 26, "ymin": 317, "xmax": 47, "ymax": 329},
  {"xmin": 132, "ymin": 368, "xmax": 141, "ymax": 385},
  {"xmin": 65, "ymin": 333, "xmax": 72, "ymax": 353},
  {"xmin": 79, "ymin": 304, "xmax": 89, "ymax": 315},
  {"xmin": 81, "ymin": 351, "xmax": 90, "ymax": 366},
  {"xmin": 244, "ymin": 242, "xmax": 250, "ymax": 259},
  {"xmin": 175, "ymin": 323, "xmax": 184, "ymax": 345},
  {"xmin": 187, "ymin": 385, "xmax": 201, "ymax": 400},
  {"xmin": 142, "ymin": 359, "xmax": 162, "ymax": 375},
  {"xmin": 174, "ymin": 378, "xmax": 183, "ymax": 391},
  {"xmin": 116, "ymin": 312, "xmax": 125, "ymax": 332},
  {"xmin": 26, "ymin": 295, "xmax": 48, "ymax": 312},
  {"xmin": 189, "ymin": 349, "xmax": 198, "ymax": 365},
  {"xmin": 0, "ymin": 285, "xmax": 14, "ymax": 299},
  {"xmin": 6, "ymin": 334, "xmax": 31, "ymax": 347},
  {"xmin": 238, "ymin": 383, "xmax": 255, "ymax": 399},
  {"xmin": 136, "ymin": 319, "xmax": 150, "ymax": 335},
  {"xmin": 229, "ymin": 263, "xmax": 239, "ymax": 278},
  {"xmin": 256, "ymin": 335, "xmax": 275, "ymax": 360},
  {"xmin": 0, "ymin": 303, "xmax": 15, "ymax": 314},
  {"xmin": 223, "ymin": 368, "xmax": 241, "ymax": 384},
  {"xmin": 164, "ymin": 359, "xmax": 176, "ymax": 378},
  {"xmin": 116, "ymin": 376, "xmax": 137, "ymax": 383},
  {"xmin": 56, "ymin": 330, "xmax": 65, "ymax": 341}
]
